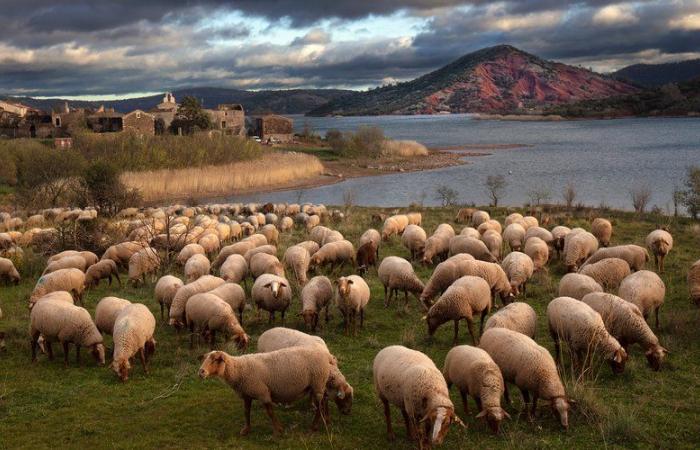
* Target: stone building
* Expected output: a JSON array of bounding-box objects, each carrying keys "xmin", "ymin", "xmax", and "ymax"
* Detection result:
[
  {"xmin": 0, "ymin": 100, "xmax": 31, "ymax": 117},
  {"xmin": 123, "ymin": 109, "xmax": 155, "ymax": 135},
  {"xmin": 149, "ymin": 92, "xmax": 178, "ymax": 129},
  {"xmin": 207, "ymin": 104, "xmax": 246, "ymax": 136},
  {"xmin": 51, "ymin": 102, "xmax": 86, "ymax": 135},
  {"xmin": 86, "ymin": 106, "xmax": 123, "ymax": 133},
  {"xmin": 253, "ymin": 114, "xmax": 294, "ymax": 143}
]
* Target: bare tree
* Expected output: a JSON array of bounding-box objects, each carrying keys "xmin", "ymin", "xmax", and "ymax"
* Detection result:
[
  {"xmin": 527, "ymin": 187, "xmax": 552, "ymax": 207},
  {"xmin": 435, "ymin": 185, "xmax": 459, "ymax": 207},
  {"xmin": 563, "ymin": 182, "xmax": 577, "ymax": 210},
  {"xmin": 342, "ymin": 188, "xmax": 357, "ymax": 215},
  {"xmin": 484, "ymin": 174, "xmax": 507, "ymax": 207},
  {"xmin": 629, "ymin": 185, "xmax": 652, "ymax": 214}
]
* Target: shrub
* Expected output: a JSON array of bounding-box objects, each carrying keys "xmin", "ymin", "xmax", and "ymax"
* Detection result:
[
  {"xmin": 682, "ymin": 166, "xmax": 700, "ymax": 219},
  {"xmin": 435, "ymin": 185, "xmax": 458, "ymax": 207},
  {"xmin": 629, "ymin": 185, "xmax": 652, "ymax": 215},
  {"xmin": 484, "ymin": 174, "xmax": 507, "ymax": 207},
  {"xmin": 381, "ymin": 140, "xmax": 428, "ymax": 157}
]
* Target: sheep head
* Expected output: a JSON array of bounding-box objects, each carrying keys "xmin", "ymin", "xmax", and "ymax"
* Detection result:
[
  {"xmin": 300, "ymin": 309, "xmax": 318, "ymax": 330},
  {"xmin": 336, "ymin": 277, "xmax": 354, "ymax": 297},
  {"xmin": 264, "ymin": 280, "xmax": 287, "ymax": 298},
  {"xmin": 551, "ymin": 397, "xmax": 571, "ymax": 429},
  {"xmin": 476, "ymin": 406, "xmax": 510, "ymax": 434},
  {"xmin": 608, "ymin": 347, "xmax": 628, "ymax": 374},
  {"xmin": 334, "ymin": 383, "xmax": 354, "ymax": 415},
  {"xmin": 645, "ymin": 345, "xmax": 668, "ymax": 371},
  {"xmin": 199, "ymin": 351, "xmax": 227, "ymax": 379},
  {"xmin": 420, "ymin": 406, "xmax": 464, "ymax": 446},
  {"xmin": 92, "ymin": 343, "xmax": 106, "ymax": 366},
  {"xmin": 112, "ymin": 358, "xmax": 131, "ymax": 381}
]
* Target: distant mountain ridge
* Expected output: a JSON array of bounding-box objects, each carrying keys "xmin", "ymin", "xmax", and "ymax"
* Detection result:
[
  {"xmin": 613, "ymin": 59, "xmax": 700, "ymax": 88},
  {"xmin": 2, "ymin": 87, "xmax": 353, "ymax": 115},
  {"xmin": 308, "ymin": 45, "xmax": 638, "ymax": 116}
]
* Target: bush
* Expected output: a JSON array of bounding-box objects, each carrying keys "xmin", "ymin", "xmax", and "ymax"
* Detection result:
[
  {"xmin": 327, "ymin": 126, "xmax": 386, "ymax": 158},
  {"xmin": 381, "ymin": 140, "xmax": 428, "ymax": 157},
  {"xmin": 682, "ymin": 166, "xmax": 700, "ymax": 219},
  {"xmin": 82, "ymin": 161, "xmax": 142, "ymax": 216}
]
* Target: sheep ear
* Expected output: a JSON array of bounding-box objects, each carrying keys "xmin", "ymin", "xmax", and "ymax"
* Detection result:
[
  {"xmin": 453, "ymin": 415, "xmax": 467, "ymax": 428},
  {"xmin": 337, "ymin": 390, "xmax": 345, "ymax": 399},
  {"xmin": 280, "ymin": 282, "xmax": 288, "ymax": 288},
  {"xmin": 347, "ymin": 279, "xmax": 354, "ymax": 285},
  {"xmin": 263, "ymin": 283, "xmax": 272, "ymax": 289},
  {"xmin": 502, "ymin": 409, "xmax": 511, "ymax": 419},
  {"xmin": 421, "ymin": 315, "xmax": 427, "ymax": 321},
  {"xmin": 475, "ymin": 410, "xmax": 488, "ymax": 418},
  {"xmin": 662, "ymin": 347, "xmax": 670, "ymax": 354}
]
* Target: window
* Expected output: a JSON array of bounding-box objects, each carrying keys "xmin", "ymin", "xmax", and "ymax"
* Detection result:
[
  {"xmin": 136, "ymin": 112, "xmax": 141, "ymax": 119},
  {"xmin": 221, "ymin": 121, "xmax": 226, "ymax": 128},
  {"xmin": 55, "ymin": 117, "xmax": 61, "ymax": 127}
]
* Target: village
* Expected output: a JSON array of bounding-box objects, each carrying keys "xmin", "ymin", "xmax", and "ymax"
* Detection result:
[{"xmin": 0, "ymin": 93, "xmax": 294, "ymax": 147}]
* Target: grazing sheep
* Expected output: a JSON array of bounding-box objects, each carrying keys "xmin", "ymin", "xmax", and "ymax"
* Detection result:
[
  {"xmin": 84, "ymin": 259, "xmax": 121, "ymax": 289},
  {"xmin": 381, "ymin": 217, "xmax": 402, "ymax": 241},
  {"xmin": 249, "ymin": 253, "xmax": 285, "ymax": 279},
  {"xmin": 154, "ymin": 275, "xmax": 184, "ymax": 320},
  {"xmin": 309, "ymin": 240, "xmax": 355, "ymax": 271},
  {"xmin": 0, "ymin": 257, "xmax": 20, "ymax": 285},
  {"xmin": 449, "ymin": 236, "xmax": 497, "ymax": 263},
  {"xmin": 219, "ymin": 254, "xmax": 248, "ymax": 285},
  {"xmin": 646, "ymin": 229, "xmax": 673, "ymax": 273},
  {"xmin": 689, "ymin": 259, "xmax": 700, "ymax": 306},
  {"xmin": 579, "ymin": 258, "xmax": 631, "ymax": 292},
  {"xmin": 557, "ymin": 273, "xmax": 604, "ymax": 300},
  {"xmin": 95, "ymin": 297, "xmax": 132, "ymax": 335},
  {"xmin": 503, "ymin": 223, "xmax": 526, "ymax": 252},
  {"xmin": 283, "ymin": 245, "xmax": 311, "ymax": 285},
  {"xmin": 336, "ymin": 275, "xmax": 370, "ymax": 336},
  {"xmin": 300, "ymin": 276, "xmax": 334, "ymax": 331},
  {"xmin": 618, "ymin": 270, "xmax": 665, "ymax": 328},
  {"xmin": 43, "ymin": 255, "xmax": 87, "ymax": 275},
  {"xmin": 424, "ymin": 275, "xmax": 491, "ymax": 345},
  {"xmin": 360, "ymin": 228, "xmax": 381, "ymax": 249},
  {"xmin": 547, "ymin": 297, "xmax": 627, "ymax": 375},
  {"xmin": 504, "ymin": 212, "xmax": 523, "ymax": 226},
  {"xmin": 356, "ymin": 240, "xmax": 379, "ymax": 274},
  {"xmin": 478, "ymin": 219, "xmax": 502, "ymax": 236},
  {"xmin": 186, "ymin": 293, "xmax": 249, "ymax": 350},
  {"xmin": 305, "ymin": 214, "xmax": 321, "ymax": 230},
  {"xmin": 177, "ymin": 243, "xmax": 206, "ymax": 266},
  {"xmin": 501, "ymin": 252, "xmax": 534, "ymax": 296},
  {"xmin": 551, "ymin": 226, "xmax": 571, "ymax": 258},
  {"xmin": 418, "ymin": 254, "xmax": 476, "ymax": 305},
  {"xmin": 481, "ymin": 230, "xmax": 503, "ymax": 261},
  {"xmin": 207, "ymin": 283, "xmax": 247, "ymax": 325},
  {"xmin": 260, "ymin": 224, "xmax": 279, "ymax": 245},
  {"xmin": 296, "ymin": 240, "xmax": 321, "ymax": 256},
  {"xmin": 524, "ymin": 227, "xmax": 554, "ymax": 247},
  {"xmin": 484, "ymin": 302, "xmax": 537, "ymax": 338},
  {"xmin": 30, "ymin": 268, "xmax": 86, "ymax": 307},
  {"xmin": 279, "ymin": 216, "xmax": 294, "ymax": 232},
  {"xmin": 442, "ymin": 345, "xmax": 509, "ymax": 433},
  {"xmin": 580, "ymin": 245, "xmax": 649, "ymax": 272},
  {"xmin": 184, "ymin": 254, "xmax": 211, "ymax": 283},
  {"xmin": 471, "ymin": 210, "xmax": 490, "ymax": 227},
  {"xmin": 459, "ymin": 226, "xmax": 481, "ymax": 239},
  {"xmin": 30, "ymin": 299, "xmax": 105, "ymax": 366},
  {"xmin": 479, "ymin": 328, "xmax": 571, "ymax": 428},
  {"xmin": 252, "ymin": 274, "xmax": 292, "ymax": 324},
  {"xmin": 455, "ymin": 207, "xmax": 476, "ymax": 223},
  {"xmin": 377, "ymin": 256, "xmax": 425, "ymax": 309},
  {"xmin": 243, "ymin": 244, "xmax": 277, "ymax": 265},
  {"xmin": 564, "ymin": 231, "xmax": 599, "ymax": 272},
  {"xmin": 198, "ymin": 348, "xmax": 333, "ymax": 435},
  {"xmin": 591, "ymin": 218, "xmax": 613, "ymax": 247},
  {"xmin": 582, "ymin": 292, "xmax": 668, "ymax": 371},
  {"xmin": 373, "ymin": 346, "xmax": 464, "ymax": 446},
  {"xmin": 422, "ymin": 233, "xmax": 451, "ymax": 265},
  {"xmin": 407, "ymin": 212, "xmax": 422, "ymax": 226},
  {"xmin": 169, "ymin": 275, "xmax": 226, "ymax": 327},
  {"xmin": 401, "ymin": 224, "xmax": 427, "ymax": 260},
  {"xmin": 128, "ymin": 247, "xmax": 161, "ymax": 286},
  {"xmin": 524, "ymin": 237, "xmax": 549, "ymax": 272},
  {"xmin": 212, "ymin": 241, "xmax": 257, "ymax": 269},
  {"xmin": 101, "ymin": 241, "xmax": 143, "ymax": 268},
  {"xmin": 111, "ymin": 304, "xmax": 157, "ymax": 381},
  {"xmin": 322, "ymin": 230, "xmax": 345, "ymax": 245}
]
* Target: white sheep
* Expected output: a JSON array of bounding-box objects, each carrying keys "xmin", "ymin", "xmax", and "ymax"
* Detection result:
[
  {"xmin": 459, "ymin": 226, "xmax": 480, "ymax": 239},
  {"xmin": 449, "ymin": 235, "xmax": 497, "ymax": 263},
  {"xmin": 578, "ymin": 257, "xmax": 631, "ymax": 291},
  {"xmin": 177, "ymin": 243, "xmax": 206, "ymax": 266},
  {"xmin": 212, "ymin": 241, "xmax": 257, "ymax": 269},
  {"xmin": 101, "ymin": 241, "xmax": 143, "ymax": 268},
  {"xmin": 618, "ymin": 270, "xmax": 665, "ymax": 328},
  {"xmin": 0, "ymin": 257, "xmax": 20, "ymax": 285},
  {"xmin": 557, "ymin": 273, "xmax": 603, "ymax": 300},
  {"xmin": 484, "ymin": 301, "xmax": 537, "ymax": 338},
  {"xmin": 591, "ymin": 218, "xmax": 613, "ymax": 247},
  {"xmin": 471, "ymin": 210, "xmax": 490, "ymax": 227},
  {"xmin": 219, "ymin": 254, "xmax": 248, "ymax": 285},
  {"xmin": 580, "ymin": 244, "xmax": 649, "ymax": 272},
  {"xmin": 30, "ymin": 268, "xmax": 86, "ymax": 307},
  {"xmin": 422, "ymin": 233, "xmax": 451, "ymax": 265},
  {"xmin": 401, "ymin": 224, "xmax": 427, "ymax": 260},
  {"xmin": 111, "ymin": 303, "xmax": 157, "ymax": 381},
  {"xmin": 283, "ymin": 245, "xmax": 311, "ymax": 285},
  {"xmin": 359, "ymin": 228, "xmax": 381, "ymax": 249},
  {"xmin": 43, "ymin": 255, "xmax": 88, "ymax": 275},
  {"xmin": 646, "ymin": 229, "xmax": 673, "ymax": 273},
  {"xmin": 418, "ymin": 254, "xmax": 477, "ymax": 305},
  {"xmin": 300, "ymin": 276, "xmax": 334, "ymax": 331},
  {"xmin": 524, "ymin": 236, "xmax": 549, "ymax": 272},
  {"xmin": 249, "ymin": 252, "xmax": 284, "ymax": 279},
  {"xmin": 481, "ymin": 229, "xmax": 503, "ymax": 261},
  {"xmin": 207, "ymin": 282, "xmax": 247, "ymax": 325},
  {"xmin": 377, "ymin": 256, "xmax": 425, "ymax": 309},
  {"xmin": 84, "ymin": 259, "xmax": 121, "ymax": 289},
  {"xmin": 564, "ymin": 231, "xmax": 598, "ymax": 272},
  {"xmin": 259, "ymin": 224, "xmax": 279, "ymax": 245},
  {"xmin": 154, "ymin": 275, "xmax": 184, "ymax": 320},
  {"xmin": 252, "ymin": 274, "xmax": 292, "ymax": 324},
  {"xmin": 551, "ymin": 226, "xmax": 571, "ymax": 258},
  {"xmin": 94, "ymin": 296, "xmax": 132, "ymax": 335},
  {"xmin": 185, "ymin": 293, "xmax": 249, "ymax": 350},
  {"xmin": 501, "ymin": 251, "xmax": 534, "ymax": 296},
  {"xmin": 382, "ymin": 215, "xmax": 408, "ymax": 240},
  {"xmin": 128, "ymin": 247, "xmax": 161, "ymax": 286},
  {"xmin": 169, "ymin": 275, "xmax": 226, "ymax": 327},
  {"xmin": 478, "ymin": 219, "xmax": 502, "ymax": 235},
  {"xmin": 309, "ymin": 240, "xmax": 355, "ymax": 271},
  {"xmin": 336, "ymin": 275, "xmax": 370, "ymax": 336},
  {"xmin": 184, "ymin": 253, "xmax": 211, "ymax": 283},
  {"xmin": 243, "ymin": 244, "xmax": 277, "ymax": 265}
]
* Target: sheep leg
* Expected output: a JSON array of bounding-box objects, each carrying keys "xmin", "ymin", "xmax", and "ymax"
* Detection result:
[
  {"xmin": 240, "ymin": 396, "xmax": 252, "ymax": 436},
  {"xmin": 460, "ymin": 390, "xmax": 469, "ymax": 415},
  {"xmin": 281, "ymin": 309, "xmax": 286, "ymax": 326},
  {"xmin": 269, "ymin": 312, "xmax": 274, "ymax": 324},
  {"xmin": 140, "ymin": 347, "xmax": 149, "ymax": 374},
  {"xmin": 159, "ymin": 303, "xmax": 164, "ymax": 320},
  {"xmin": 31, "ymin": 332, "xmax": 40, "ymax": 362},
  {"xmin": 46, "ymin": 341, "xmax": 53, "ymax": 360},
  {"xmin": 503, "ymin": 383, "xmax": 511, "ymax": 405},
  {"xmin": 263, "ymin": 402, "xmax": 283, "ymax": 435},
  {"xmin": 189, "ymin": 322, "xmax": 196, "ymax": 349},
  {"xmin": 238, "ymin": 308, "xmax": 245, "ymax": 327},
  {"xmin": 381, "ymin": 396, "xmax": 395, "ymax": 441},
  {"xmin": 653, "ymin": 254, "xmax": 659, "ymax": 272},
  {"xmin": 383, "ymin": 285, "xmax": 388, "ymax": 307},
  {"xmin": 479, "ymin": 310, "xmax": 488, "ymax": 335},
  {"xmin": 359, "ymin": 308, "xmax": 364, "ymax": 329},
  {"xmin": 530, "ymin": 393, "xmax": 539, "ymax": 418},
  {"xmin": 210, "ymin": 330, "xmax": 217, "ymax": 350},
  {"xmin": 655, "ymin": 307, "xmax": 660, "ymax": 330},
  {"xmin": 325, "ymin": 305, "xmax": 330, "ymax": 323},
  {"xmin": 115, "ymin": 271, "xmax": 122, "ymax": 287},
  {"xmin": 475, "ymin": 396, "xmax": 482, "ymax": 412},
  {"xmin": 467, "ymin": 319, "xmax": 477, "ymax": 345},
  {"xmin": 659, "ymin": 254, "xmax": 665, "ymax": 273},
  {"xmin": 520, "ymin": 389, "xmax": 532, "ymax": 419},
  {"xmin": 453, "ymin": 320, "xmax": 460, "ymax": 346},
  {"xmin": 403, "ymin": 291, "xmax": 409, "ymax": 310},
  {"xmin": 75, "ymin": 345, "xmax": 81, "ymax": 365},
  {"xmin": 62, "ymin": 342, "xmax": 70, "ymax": 366},
  {"xmin": 400, "ymin": 407, "xmax": 417, "ymax": 441}
]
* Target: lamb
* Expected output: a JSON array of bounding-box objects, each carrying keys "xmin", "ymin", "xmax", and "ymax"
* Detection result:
[
  {"xmin": 184, "ymin": 253, "xmax": 211, "ymax": 282},
  {"xmin": 94, "ymin": 296, "xmax": 132, "ymax": 335},
  {"xmin": 401, "ymin": 224, "xmax": 427, "ymax": 260},
  {"xmin": 101, "ymin": 241, "xmax": 143, "ymax": 268},
  {"xmin": 501, "ymin": 252, "xmax": 534, "ymax": 296},
  {"xmin": 551, "ymin": 226, "xmax": 571, "ymax": 258},
  {"xmin": 300, "ymin": 276, "xmax": 334, "ymax": 331},
  {"xmin": 442, "ymin": 345, "xmax": 509, "ymax": 433},
  {"xmin": 283, "ymin": 245, "xmax": 311, "ymax": 285},
  {"xmin": 564, "ymin": 231, "xmax": 599, "ymax": 272},
  {"xmin": 591, "ymin": 218, "xmax": 613, "ymax": 247},
  {"xmin": 471, "ymin": 210, "xmax": 490, "ymax": 227},
  {"xmin": 243, "ymin": 244, "xmax": 277, "ymax": 265},
  {"xmin": 207, "ymin": 282, "xmax": 247, "ymax": 325},
  {"xmin": 0, "ymin": 257, "xmax": 20, "ymax": 285},
  {"xmin": 557, "ymin": 273, "xmax": 603, "ymax": 300},
  {"xmin": 177, "ymin": 243, "xmax": 206, "ymax": 265},
  {"xmin": 689, "ymin": 259, "xmax": 700, "ymax": 306},
  {"xmin": 43, "ymin": 255, "xmax": 88, "ymax": 275},
  {"xmin": 479, "ymin": 328, "xmax": 571, "ymax": 428},
  {"xmin": 84, "ymin": 259, "xmax": 121, "ymax": 289},
  {"xmin": 455, "ymin": 207, "xmax": 476, "ymax": 223},
  {"xmin": 169, "ymin": 275, "xmax": 226, "ymax": 327},
  {"xmin": 185, "ymin": 293, "xmax": 249, "ymax": 350},
  {"xmin": 582, "ymin": 292, "xmax": 668, "ymax": 371},
  {"xmin": 377, "ymin": 256, "xmax": 425, "ymax": 309},
  {"xmin": 111, "ymin": 303, "xmax": 157, "ymax": 381},
  {"xmin": 219, "ymin": 254, "xmax": 248, "ymax": 285},
  {"xmin": 580, "ymin": 245, "xmax": 649, "ymax": 272},
  {"xmin": 373, "ymin": 345, "xmax": 464, "ymax": 446},
  {"xmin": 449, "ymin": 235, "xmax": 497, "ymax": 263},
  {"xmin": 252, "ymin": 274, "xmax": 292, "ymax": 324},
  {"xmin": 30, "ymin": 299, "xmax": 105, "ymax": 366},
  {"xmin": 356, "ymin": 240, "xmax": 379, "ymax": 274},
  {"xmin": 503, "ymin": 223, "xmax": 526, "ymax": 252},
  {"xmin": 198, "ymin": 347, "xmax": 333, "ymax": 435},
  {"xmin": 30, "ymin": 268, "xmax": 86, "ymax": 307},
  {"xmin": 128, "ymin": 247, "xmax": 160, "ymax": 286},
  {"xmin": 309, "ymin": 240, "xmax": 355, "ymax": 271},
  {"xmin": 578, "ymin": 257, "xmax": 631, "ymax": 291},
  {"xmin": 336, "ymin": 275, "xmax": 370, "ymax": 335},
  {"xmin": 481, "ymin": 230, "xmax": 503, "ymax": 261},
  {"xmin": 154, "ymin": 275, "xmax": 184, "ymax": 320},
  {"xmin": 618, "ymin": 270, "xmax": 665, "ymax": 328},
  {"xmin": 484, "ymin": 302, "xmax": 537, "ymax": 338},
  {"xmin": 646, "ymin": 229, "xmax": 673, "ymax": 273},
  {"xmin": 547, "ymin": 296, "xmax": 627, "ymax": 375},
  {"xmin": 524, "ymin": 236, "xmax": 549, "ymax": 272},
  {"xmin": 259, "ymin": 224, "xmax": 279, "ymax": 245},
  {"xmin": 249, "ymin": 253, "xmax": 284, "ymax": 279},
  {"xmin": 424, "ymin": 275, "xmax": 491, "ymax": 345}
]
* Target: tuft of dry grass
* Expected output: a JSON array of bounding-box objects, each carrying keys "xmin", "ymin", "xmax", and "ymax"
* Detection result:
[
  {"xmin": 381, "ymin": 139, "xmax": 429, "ymax": 157},
  {"xmin": 121, "ymin": 152, "xmax": 324, "ymax": 202}
]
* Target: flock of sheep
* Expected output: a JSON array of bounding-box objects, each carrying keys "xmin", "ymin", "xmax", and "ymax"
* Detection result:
[{"xmin": 1, "ymin": 203, "xmax": 699, "ymax": 448}]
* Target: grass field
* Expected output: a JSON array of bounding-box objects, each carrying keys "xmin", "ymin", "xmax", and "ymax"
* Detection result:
[{"xmin": 1, "ymin": 207, "xmax": 699, "ymax": 449}]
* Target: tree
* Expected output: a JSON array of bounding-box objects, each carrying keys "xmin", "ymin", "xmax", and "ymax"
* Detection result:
[
  {"xmin": 629, "ymin": 185, "xmax": 652, "ymax": 215},
  {"xmin": 563, "ymin": 182, "xmax": 577, "ymax": 210},
  {"xmin": 484, "ymin": 174, "xmax": 507, "ymax": 207},
  {"xmin": 169, "ymin": 96, "xmax": 212, "ymax": 135},
  {"xmin": 435, "ymin": 185, "xmax": 458, "ymax": 207},
  {"xmin": 527, "ymin": 187, "xmax": 551, "ymax": 207},
  {"xmin": 682, "ymin": 165, "xmax": 700, "ymax": 219},
  {"xmin": 82, "ymin": 161, "xmax": 140, "ymax": 216}
]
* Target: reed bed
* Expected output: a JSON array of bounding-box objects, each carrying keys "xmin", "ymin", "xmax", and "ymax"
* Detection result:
[
  {"xmin": 381, "ymin": 139, "xmax": 429, "ymax": 157},
  {"xmin": 121, "ymin": 152, "xmax": 324, "ymax": 201}
]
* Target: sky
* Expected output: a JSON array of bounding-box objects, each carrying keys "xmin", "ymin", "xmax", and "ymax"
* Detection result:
[{"xmin": 1, "ymin": 0, "xmax": 699, "ymax": 99}]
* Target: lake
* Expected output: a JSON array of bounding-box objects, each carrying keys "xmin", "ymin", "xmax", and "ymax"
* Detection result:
[{"xmin": 228, "ymin": 114, "xmax": 700, "ymax": 210}]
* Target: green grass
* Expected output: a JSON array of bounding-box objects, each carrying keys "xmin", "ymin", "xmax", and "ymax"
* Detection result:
[{"xmin": 1, "ymin": 207, "xmax": 700, "ymax": 449}]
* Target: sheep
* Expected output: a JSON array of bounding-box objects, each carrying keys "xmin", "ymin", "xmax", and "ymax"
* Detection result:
[
  {"xmin": 582, "ymin": 292, "xmax": 668, "ymax": 371},
  {"xmin": 30, "ymin": 268, "xmax": 86, "ymax": 307},
  {"xmin": 557, "ymin": 273, "xmax": 603, "ymax": 300},
  {"xmin": 504, "ymin": 212, "xmax": 523, "ymax": 226},
  {"xmin": 309, "ymin": 240, "xmax": 355, "ymax": 271},
  {"xmin": 551, "ymin": 226, "xmax": 571, "ymax": 258},
  {"xmin": 480, "ymin": 229, "xmax": 502, "ymax": 261},
  {"xmin": 471, "ymin": 210, "xmax": 490, "ymax": 227},
  {"xmin": 479, "ymin": 328, "xmax": 571, "ymax": 428},
  {"xmin": 220, "ymin": 254, "xmax": 248, "ymax": 285},
  {"xmin": 95, "ymin": 296, "xmax": 132, "ymax": 335},
  {"xmin": 564, "ymin": 231, "xmax": 599, "ymax": 272},
  {"xmin": 401, "ymin": 224, "xmax": 427, "ymax": 260},
  {"xmin": 356, "ymin": 240, "xmax": 379, "ymax": 274},
  {"xmin": 547, "ymin": 296, "xmax": 627, "ymax": 375},
  {"xmin": 524, "ymin": 227, "xmax": 554, "ymax": 247},
  {"xmin": 381, "ymin": 216, "xmax": 407, "ymax": 241},
  {"xmin": 84, "ymin": 259, "xmax": 121, "ymax": 289},
  {"xmin": 373, "ymin": 345, "xmax": 464, "ymax": 446},
  {"xmin": 689, "ymin": 259, "xmax": 700, "ymax": 306},
  {"xmin": 169, "ymin": 275, "xmax": 226, "ymax": 327},
  {"xmin": 260, "ymin": 224, "xmax": 280, "ymax": 245},
  {"xmin": 43, "ymin": 255, "xmax": 88, "ymax": 275},
  {"xmin": 422, "ymin": 233, "xmax": 451, "ymax": 265},
  {"xmin": 591, "ymin": 218, "xmax": 613, "ymax": 247},
  {"xmin": 524, "ymin": 236, "xmax": 549, "ymax": 272},
  {"xmin": 646, "ymin": 229, "xmax": 673, "ymax": 273},
  {"xmin": 252, "ymin": 274, "xmax": 292, "ymax": 324},
  {"xmin": 101, "ymin": 241, "xmax": 143, "ymax": 268},
  {"xmin": 419, "ymin": 254, "xmax": 476, "ymax": 305},
  {"xmin": 185, "ymin": 293, "xmax": 249, "ymax": 350},
  {"xmin": 177, "ymin": 243, "xmax": 206, "ymax": 266},
  {"xmin": 442, "ymin": 345, "xmax": 509, "ymax": 433},
  {"xmin": 377, "ymin": 256, "xmax": 425, "ymax": 309},
  {"xmin": 455, "ymin": 207, "xmax": 476, "ymax": 223},
  {"xmin": 484, "ymin": 302, "xmax": 537, "ymax": 338},
  {"xmin": 429, "ymin": 259, "xmax": 512, "ymax": 308},
  {"xmin": 407, "ymin": 212, "xmax": 422, "ymax": 226},
  {"xmin": 198, "ymin": 347, "xmax": 333, "ymax": 435},
  {"xmin": 128, "ymin": 247, "xmax": 160, "ymax": 286},
  {"xmin": 579, "ymin": 257, "xmax": 631, "ymax": 292},
  {"xmin": 184, "ymin": 253, "xmax": 211, "ymax": 283},
  {"xmin": 336, "ymin": 275, "xmax": 370, "ymax": 336},
  {"xmin": 212, "ymin": 241, "xmax": 257, "ymax": 269},
  {"xmin": 154, "ymin": 275, "xmax": 184, "ymax": 320},
  {"xmin": 30, "ymin": 299, "xmax": 105, "ymax": 366},
  {"xmin": 111, "ymin": 304, "xmax": 157, "ymax": 381},
  {"xmin": 243, "ymin": 244, "xmax": 277, "ymax": 265},
  {"xmin": 360, "ymin": 228, "xmax": 381, "ymax": 249},
  {"xmin": 296, "ymin": 240, "xmax": 321, "ymax": 256},
  {"xmin": 207, "ymin": 283, "xmax": 247, "ymax": 325},
  {"xmin": 424, "ymin": 275, "xmax": 491, "ymax": 345},
  {"xmin": 449, "ymin": 236, "xmax": 497, "ymax": 263},
  {"xmin": 459, "ymin": 226, "xmax": 480, "ymax": 239},
  {"xmin": 477, "ymin": 219, "xmax": 502, "ymax": 235},
  {"xmin": 0, "ymin": 257, "xmax": 20, "ymax": 285},
  {"xmin": 279, "ymin": 216, "xmax": 294, "ymax": 232},
  {"xmin": 283, "ymin": 245, "xmax": 311, "ymax": 285},
  {"xmin": 305, "ymin": 214, "xmax": 321, "ymax": 230},
  {"xmin": 503, "ymin": 223, "xmax": 526, "ymax": 252},
  {"xmin": 580, "ymin": 245, "xmax": 649, "ymax": 272},
  {"xmin": 249, "ymin": 252, "xmax": 284, "ymax": 279},
  {"xmin": 322, "ymin": 230, "xmax": 344, "ymax": 245},
  {"xmin": 501, "ymin": 252, "xmax": 534, "ymax": 296},
  {"xmin": 618, "ymin": 270, "xmax": 665, "ymax": 328}
]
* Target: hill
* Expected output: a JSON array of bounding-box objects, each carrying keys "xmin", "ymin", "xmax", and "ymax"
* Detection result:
[
  {"xmin": 613, "ymin": 59, "xmax": 700, "ymax": 88},
  {"xmin": 2, "ymin": 87, "xmax": 352, "ymax": 115},
  {"xmin": 308, "ymin": 45, "xmax": 638, "ymax": 116}
]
